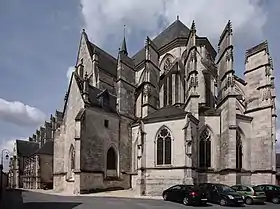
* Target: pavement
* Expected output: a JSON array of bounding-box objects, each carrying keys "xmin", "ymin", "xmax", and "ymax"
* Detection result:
[
  {"xmin": 1, "ymin": 189, "xmax": 280, "ymax": 209},
  {"xmin": 21, "ymin": 188, "xmax": 163, "ymax": 199}
]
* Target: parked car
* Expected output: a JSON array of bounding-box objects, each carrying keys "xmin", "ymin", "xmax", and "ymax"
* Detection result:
[
  {"xmin": 162, "ymin": 184, "xmax": 208, "ymax": 206},
  {"xmin": 199, "ymin": 183, "xmax": 244, "ymax": 206},
  {"xmin": 231, "ymin": 184, "xmax": 266, "ymax": 205},
  {"xmin": 254, "ymin": 184, "xmax": 280, "ymax": 204}
]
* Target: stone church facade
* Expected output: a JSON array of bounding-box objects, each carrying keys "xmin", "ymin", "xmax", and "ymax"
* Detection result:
[{"xmin": 53, "ymin": 19, "xmax": 277, "ymax": 195}]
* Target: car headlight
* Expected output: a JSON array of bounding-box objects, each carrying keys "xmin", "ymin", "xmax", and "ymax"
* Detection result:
[
  {"xmin": 242, "ymin": 196, "xmax": 245, "ymax": 199},
  {"xmin": 227, "ymin": 195, "xmax": 234, "ymax": 199}
]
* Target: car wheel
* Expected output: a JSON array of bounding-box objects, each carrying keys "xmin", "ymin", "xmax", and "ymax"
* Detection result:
[
  {"xmin": 272, "ymin": 197, "xmax": 280, "ymax": 204},
  {"xmin": 220, "ymin": 198, "xmax": 227, "ymax": 206},
  {"xmin": 183, "ymin": 197, "xmax": 189, "ymax": 205},
  {"xmin": 245, "ymin": 197, "xmax": 253, "ymax": 205},
  {"xmin": 163, "ymin": 193, "xmax": 168, "ymax": 201}
]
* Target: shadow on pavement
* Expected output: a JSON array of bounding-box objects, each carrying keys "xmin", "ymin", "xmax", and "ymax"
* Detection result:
[
  {"xmin": 1, "ymin": 189, "xmax": 81, "ymax": 209},
  {"xmin": 23, "ymin": 202, "xmax": 81, "ymax": 209}
]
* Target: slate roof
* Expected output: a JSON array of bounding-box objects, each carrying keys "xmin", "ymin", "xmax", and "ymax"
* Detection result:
[
  {"xmin": 90, "ymin": 43, "xmax": 117, "ymax": 78},
  {"xmin": 16, "ymin": 140, "xmax": 39, "ymax": 157},
  {"xmin": 73, "ymin": 72, "xmax": 117, "ymax": 113},
  {"xmin": 35, "ymin": 141, "xmax": 53, "ymax": 156},
  {"xmin": 80, "ymin": 30, "xmax": 117, "ymax": 78},
  {"xmin": 132, "ymin": 19, "xmax": 190, "ymax": 65},
  {"xmin": 119, "ymin": 52, "xmax": 135, "ymax": 69},
  {"xmin": 143, "ymin": 105, "xmax": 187, "ymax": 122}
]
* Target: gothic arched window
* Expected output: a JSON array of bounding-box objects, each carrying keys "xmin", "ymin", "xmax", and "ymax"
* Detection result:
[
  {"xmin": 68, "ymin": 144, "xmax": 75, "ymax": 180},
  {"xmin": 71, "ymin": 147, "xmax": 75, "ymax": 170},
  {"xmin": 156, "ymin": 127, "xmax": 172, "ymax": 165},
  {"xmin": 199, "ymin": 128, "xmax": 211, "ymax": 168},
  {"xmin": 236, "ymin": 130, "xmax": 242, "ymax": 169}
]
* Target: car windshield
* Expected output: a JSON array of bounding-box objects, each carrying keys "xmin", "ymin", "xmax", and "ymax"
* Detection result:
[
  {"xmin": 182, "ymin": 185, "xmax": 198, "ymax": 190},
  {"xmin": 253, "ymin": 186, "xmax": 263, "ymax": 192},
  {"xmin": 216, "ymin": 185, "xmax": 235, "ymax": 193}
]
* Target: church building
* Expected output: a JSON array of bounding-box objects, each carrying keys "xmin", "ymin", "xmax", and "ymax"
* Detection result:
[{"xmin": 53, "ymin": 18, "xmax": 277, "ymax": 196}]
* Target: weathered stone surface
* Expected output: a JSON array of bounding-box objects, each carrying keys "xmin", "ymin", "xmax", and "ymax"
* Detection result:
[{"xmin": 52, "ymin": 21, "xmax": 276, "ymax": 196}]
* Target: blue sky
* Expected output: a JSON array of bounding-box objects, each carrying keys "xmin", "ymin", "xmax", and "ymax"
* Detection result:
[{"xmin": 0, "ymin": 0, "xmax": 280, "ymax": 156}]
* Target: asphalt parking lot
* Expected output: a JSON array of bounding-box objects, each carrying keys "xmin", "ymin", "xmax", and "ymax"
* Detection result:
[{"xmin": 1, "ymin": 189, "xmax": 279, "ymax": 209}]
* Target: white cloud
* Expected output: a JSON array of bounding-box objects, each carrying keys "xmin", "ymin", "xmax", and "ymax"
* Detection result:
[
  {"xmin": 80, "ymin": 0, "xmax": 267, "ymax": 50},
  {"xmin": 66, "ymin": 66, "xmax": 75, "ymax": 82},
  {"xmin": 0, "ymin": 138, "xmax": 17, "ymax": 155},
  {"xmin": 0, "ymin": 98, "xmax": 46, "ymax": 127}
]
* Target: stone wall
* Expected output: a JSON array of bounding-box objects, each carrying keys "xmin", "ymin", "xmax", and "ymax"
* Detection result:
[
  {"xmin": 53, "ymin": 75, "xmax": 84, "ymax": 192},
  {"xmin": 133, "ymin": 118, "xmax": 187, "ymax": 195},
  {"xmin": 79, "ymin": 108, "xmax": 130, "ymax": 192},
  {"xmin": 40, "ymin": 154, "xmax": 53, "ymax": 184}
]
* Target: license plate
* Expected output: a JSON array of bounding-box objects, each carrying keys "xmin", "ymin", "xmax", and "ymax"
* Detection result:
[
  {"xmin": 201, "ymin": 198, "xmax": 207, "ymax": 201},
  {"xmin": 238, "ymin": 200, "xmax": 243, "ymax": 202}
]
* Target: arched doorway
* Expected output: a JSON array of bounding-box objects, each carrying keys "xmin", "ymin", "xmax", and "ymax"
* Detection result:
[{"xmin": 106, "ymin": 147, "xmax": 117, "ymax": 178}]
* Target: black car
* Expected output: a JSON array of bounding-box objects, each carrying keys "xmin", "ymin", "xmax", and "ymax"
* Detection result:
[
  {"xmin": 254, "ymin": 184, "xmax": 280, "ymax": 204},
  {"xmin": 162, "ymin": 184, "xmax": 208, "ymax": 206},
  {"xmin": 199, "ymin": 183, "xmax": 244, "ymax": 206}
]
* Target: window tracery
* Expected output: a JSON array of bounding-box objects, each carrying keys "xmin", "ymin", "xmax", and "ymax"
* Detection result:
[
  {"xmin": 164, "ymin": 58, "xmax": 172, "ymax": 72},
  {"xmin": 156, "ymin": 127, "xmax": 172, "ymax": 165},
  {"xmin": 199, "ymin": 128, "xmax": 211, "ymax": 168}
]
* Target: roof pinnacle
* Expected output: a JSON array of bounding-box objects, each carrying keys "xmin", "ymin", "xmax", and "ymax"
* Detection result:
[
  {"xmin": 120, "ymin": 24, "xmax": 128, "ymax": 56},
  {"xmin": 191, "ymin": 20, "xmax": 196, "ymax": 32}
]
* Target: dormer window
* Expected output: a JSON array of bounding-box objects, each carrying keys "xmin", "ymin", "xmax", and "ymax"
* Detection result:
[
  {"xmin": 97, "ymin": 89, "xmax": 110, "ymax": 107},
  {"xmin": 103, "ymin": 95, "xmax": 109, "ymax": 106}
]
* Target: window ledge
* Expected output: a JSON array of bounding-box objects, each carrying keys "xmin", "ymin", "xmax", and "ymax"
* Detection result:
[
  {"xmin": 197, "ymin": 167, "xmax": 214, "ymax": 172},
  {"xmin": 155, "ymin": 164, "xmax": 173, "ymax": 168},
  {"xmin": 66, "ymin": 178, "xmax": 75, "ymax": 182},
  {"xmin": 104, "ymin": 176, "xmax": 121, "ymax": 181}
]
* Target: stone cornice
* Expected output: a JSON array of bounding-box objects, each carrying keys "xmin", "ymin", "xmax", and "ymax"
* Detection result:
[
  {"xmin": 138, "ymin": 166, "xmax": 276, "ymax": 175},
  {"xmin": 142, "ymin": 114, "xmax": 186, "ymax": 125},
  {"xmin": 244, "ymin": 105, "xmax": 273, "ymax": 114},
  {"xmin": 236, "ymin": 114, "xmax": 253, "ymax": 122},
  {"xmin": 244, "ymin": 63, "xmax": 270, "ymax": 75},
  {"xmin": 216, "ymin": 94, "xmax": 237, "ymax": 109}
]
